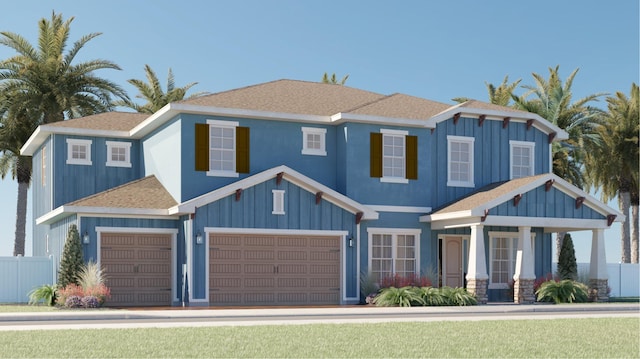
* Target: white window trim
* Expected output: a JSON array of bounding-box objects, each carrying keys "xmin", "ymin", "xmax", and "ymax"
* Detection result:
[
  {"xmin": 447, "ymin": 135, "xmax": 474, "ymax": 187},
  {"xmin": 301, "ymin": 127, "xmax": 327, "ymax": 156},
  {"xmin": 66, "ymin": 139, "xmax": 92, "ymax": 165},
  {"xmin": 272, "ymin": 189, "xmax": 285, "ymax": 215},
  {"xmin": 367, "ymin": 227, "xmax": 421, "ymax": 277},
  {"xmin": 206, "ymin": 119, "xmax": 240, "ymax": 178},
  {"xmin": 488, "ymin": 231, "xmax": 536, "ymax": 289},
  {"xmin": 380, "ymin": 129, "xmax": 409, "ymax": 184},
  {"xmin": 106, "ymin": 141, "xmax": 132, "ymax": 168},
  {"xmin": 509, "ymin": 140, "xmax": 535, "ymax": 179}
]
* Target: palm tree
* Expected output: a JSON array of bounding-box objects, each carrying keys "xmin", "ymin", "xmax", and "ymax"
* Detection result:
[
  {"xmin": 453, "ymin": 76, "xmax": 521, "ymax": 106},
  {"xmin": 0, "ymin": 12, "xmax": 128, "ymax": 256},
  {"xmin": 116, "ymin": 64, "xmax": 207, "ymax": 114},
  {"xmin": 321, "ymin": 72, "xmax": 349, "ymax": 85},
  {"xmin": 585, "ymin": 83, "xmax": 639, "ymax": 263},
  {"xmin": 511, "ymin": 66, "xmax": 606, "ymax": 259}
]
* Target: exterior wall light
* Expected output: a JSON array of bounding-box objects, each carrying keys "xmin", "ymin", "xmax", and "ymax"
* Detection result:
[
  {"xmin": 348, "ymin": 237, "xmax": 353, "ymax": 247},
  {"xmin": 83, "ymin": 231, "xmax": 90, "ymax": 244},
  {"xmin": 196, "ymin": 232, "xmax": 203, "ymax": 245}
]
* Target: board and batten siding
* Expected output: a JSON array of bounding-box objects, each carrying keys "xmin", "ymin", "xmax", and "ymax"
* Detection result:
[
  {"xmin": 491, "ymin": 186, "xmax": 605, "ymax": 219},
  {"xmin": 430, "ymin": 116, "xmax": 551, "ymax": 209},
  {"xmin": 190, "ymin": 178, "xmax": 359, "ymax": 300},
  {"xmin": 31, "ymin": 137, "xmax": 53, "ymax": 256},
  {"xmin": 47, "ymin": 215, "xmax": 78, "ymax": 277}
]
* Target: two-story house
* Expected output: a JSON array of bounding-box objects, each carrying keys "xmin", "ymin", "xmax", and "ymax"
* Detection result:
[{"xmin": 21, "ymin": 79, "xmax": 622, "ymax": 307}]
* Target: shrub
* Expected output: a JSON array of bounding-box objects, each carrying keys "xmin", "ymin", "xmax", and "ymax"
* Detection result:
[
  {"xmin": 83, "ymin": 283, "xmax": 111, "ymax": 306},
  {"xmin": 557, "ymin": 234, "xmax": 578, "ymax": 281},
  {"xmin": 360, "ymin": 271, "xmax": 380, "ymax": 303},
  {"xmin": 534, "ymin": 273, "xmax": 558, "ymax": 293},
  {"xmin": 439, "ymin": 286, "xmax": 478, "ymax": 306},
  {"xmin": 379, "ymin": 273, "xmax": 432, "ymax": 289},
  {"xmin": 415, "ymin": 286, "xmax": 448, "ymax": 306},
  {"xmin": 78, "ymin": 261, "xmax": 105, "ymax": 289},
  {"xmin": 58, "ymin": 224, "xmax": 84, "ymax": 288},
  {"xmin": 28, "ymin": 284, "xmax": 58, "ymax": 306},
  {"xmin": 82, "ymin": 296, "xmax": 100, "ymax": 308},
  {"xmin": 56, "ymin": 284, "xmax": 85, "ymax": 307},
  {"xmin": 373, "ymin": 286, "xmax": 424, "ymax": 307},
  {"xmin": 536, "ymin": 279, "xmax": 589, "ymax": 304},
  {"xmin": 65, "ymin": 295, "xmax": 84, "ymax": 308}
]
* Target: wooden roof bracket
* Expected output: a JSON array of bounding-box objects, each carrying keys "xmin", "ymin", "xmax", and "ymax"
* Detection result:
[
  {"xmin": 548, "ymin": 132, "xmax": 557, "ymax": 144},
  {"xmin": 478, "ymin": 114, "xmax": 486, "ymax": 127},
  {"xmin": 526, "ymin": 119, "xmax": 534, "ymax": 130},
  {"xmin": 481, "ymin": 209, "xmax": 489, "ymax": 222},
  {"xmin": 575, "ymin": 196, "xmax": 585, "ymax": 209},
  {"xmin": 315, "ymin": 191, "xmax": 323, "ymax": 205},
  {"xmin": 513, "ymin": 194, "xmax": 522, "ymax": 207},
  {"xmin": 545, "ymin": 179, "xmax": 554, "ymax": 191},
  {"xmin": 276, "ymin": 172, "xmax": 284, "ymax": 185},
  {"xmin": 355, "ymin": 212, "xmax": 364, "ymax": 225},
  {"xmin": 502, "ymin": 117, "xmax": 510, "ymax": 128},
  {"xmin": 453, "ymin": 112, "xmax": 461, "ymax": 125},
  {"xmin": 607, "ymin": 214, "xmax": 617, "ymax": 226},
  {"xmin": 235, "ymin": 188, "xmax": 243, "ymax": 201}
]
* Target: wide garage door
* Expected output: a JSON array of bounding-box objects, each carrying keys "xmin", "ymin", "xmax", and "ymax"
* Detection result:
[
  {"xmin": 210, "ymin": 233, "xmax": 341, "ymax": 306},
  {"xmin": 101, "ymin": 233, "xmax": 172, "ymax": 307}
]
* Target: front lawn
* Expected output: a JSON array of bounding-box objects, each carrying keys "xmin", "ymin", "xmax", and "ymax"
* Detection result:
[{"xmin": 0, "ymin": 318, "xmax": 637, "ymax": 358}]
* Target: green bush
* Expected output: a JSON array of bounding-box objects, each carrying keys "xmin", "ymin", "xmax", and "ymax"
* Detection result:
[
  {"xmin": 438, "ymin": 286, "xmax": 478, "ymax": 306},
  {"xmin": 557, "ymin": 233, "xmax": 578, "ymax": 280},
  {"xmin": 27, "ymin": 284, "xmax": 58, "ymax": 306},
  {"xmin": 58, "ymin": 224, "xmax": 84, "ymax": 288},
  {"xmin": 536, "ymin": 279, "xmax": 588, "ymax": 304},
  {"xmin": 415, "ymin": 286, "xmax": 448, "ymax": 306},
  {"xmin": 373, "ymin": 286, "xmax": 425, "ymax": 307}
]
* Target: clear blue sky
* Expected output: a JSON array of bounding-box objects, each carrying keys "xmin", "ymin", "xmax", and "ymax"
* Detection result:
[{"xmin": 0, "ymin": 0, "xmax": 637, "ymax": 262}]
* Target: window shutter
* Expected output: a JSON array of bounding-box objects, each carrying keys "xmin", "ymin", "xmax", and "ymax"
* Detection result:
[
  {"xmin": 194, "ymin": 123, "xmax": 209, "ymax": 171},
  {"xmin": 236, "ymin": 126, "xmax": 250, "ymax": 173},
  {"xmin": 406, "ymin": 135, "xmax": 418, "ymax": 180},
  {"xmin": 370, "ymin": 132, "xmax": 382, "ymax": 178}
]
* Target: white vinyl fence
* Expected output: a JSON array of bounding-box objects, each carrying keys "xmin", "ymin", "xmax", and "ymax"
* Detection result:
[
  {"xmin": 553, "ymin": 262, "xmax": 640, "ymax": 297},
  {"xmin": 0, "ymin": 256, "xmax": 56, "ymax": 303}
]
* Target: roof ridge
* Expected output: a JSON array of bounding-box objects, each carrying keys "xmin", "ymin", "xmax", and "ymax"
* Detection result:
[{"xmin": 340, "ymin": 93, "xmax": 393, "ymax": 113}]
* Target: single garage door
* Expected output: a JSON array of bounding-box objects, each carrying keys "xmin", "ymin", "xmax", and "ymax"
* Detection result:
[
  {"xmin": 101, "ymin": 233, "xmax": 172, "ymax": 307},
  {"xmin": 210, "ymin": 233, "xmax": 341, "ymax": 305}
]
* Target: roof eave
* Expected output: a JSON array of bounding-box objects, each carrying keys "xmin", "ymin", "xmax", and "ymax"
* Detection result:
[
  {"xmin": 331, "ymin": 112, "xmax": 434, "ymax": 128},
  {"xmin": 36, "ymin": 206, "xmax": 176, "ymax": 225}
]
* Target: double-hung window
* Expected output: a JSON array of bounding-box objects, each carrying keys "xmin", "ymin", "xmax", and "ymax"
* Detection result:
[
  {"xmin": 368, "ymin": 229, "xmax": 420, "ymax": 282},
  {"xmin": 447, "ymin": 135, "xmax": 474, "ymax": 187},
  {"xmin": 370, "ymin": 130, "xmax": 417, "ymax": 183},
  {"xmin": 510, "ymin": 140, "xmax": 535, "ymax": 179},
  {"xmin": 194, "ymin": 120, "xmax": 250, "ymax": 176},
  {"xmin": 66, "ymin": 139, "xmax": 92, "ymax": 165},
  {"xmin": 488, "ymin": 232, "xmax": 536, "ymax": 289},
  {"xmin": 301, "ymin": 127, "xmax": 326, "ymax": 156},
  {"xmin": 106, "ymin": 141, "xmax": 132, "ymax": 168}
]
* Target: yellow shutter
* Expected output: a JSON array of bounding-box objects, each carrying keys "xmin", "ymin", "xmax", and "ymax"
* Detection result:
[
  {"xmin": 406, "ymin": 135, "xmax": 418, "ymax": 180},
  {"xmin": 236, "ymin": 127, "xmax": 250, "ymax": 173},
  {"xmin": 370, "ymin": 132, "xmax": 382, "ymax": 178},
  {"xmin": 194, "ymin": 123, "xmax": 209, "ymax": 171}
]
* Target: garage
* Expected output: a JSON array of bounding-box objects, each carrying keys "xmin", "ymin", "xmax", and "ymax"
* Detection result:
[
  {"xmin": 209, "ymin": 233, "xmax": 341, "ymax": 306},
  {"xmin": 100, "ymin": 233, "xmax": 173, "ymax": 307}
]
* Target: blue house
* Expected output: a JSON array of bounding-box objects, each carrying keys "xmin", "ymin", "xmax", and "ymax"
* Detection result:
[{"xmin": 21, "ymin": 79, "xmax": 622, "ymax": 306}]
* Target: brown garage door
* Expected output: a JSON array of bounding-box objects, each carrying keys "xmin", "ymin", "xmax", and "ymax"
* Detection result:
[
  {"xmin": 210, "ymin": 234, "xmax": 340, "ymax": 306},
  {"xmin": 101, "ymin": 233, "xmax": 172, "ymax": 307}
]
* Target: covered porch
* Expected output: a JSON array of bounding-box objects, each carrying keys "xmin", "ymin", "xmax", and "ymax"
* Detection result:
[{"xmin": 422, "ymin": 174, "xmax": 623, "ymax": 304}]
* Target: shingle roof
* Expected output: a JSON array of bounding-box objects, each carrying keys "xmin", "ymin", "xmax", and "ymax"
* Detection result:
[
  {"xmin": 178, "ymin": 79, "xmax": 387, "ymax": 116},
  {"xmin": 347, "ymin": 93, "xmax": 451, "ymax": 120},
  {"xmin": 47, "ymin": 112, "xmax": 149, "ymax": 132},
  {"xmin": 458, "ymin": 100, "xmax": 532, "ymax": 115},
  {"xmin": 67, "ymin": 175, "xmax": 177, "ymax": 209},
  {"xmin": 432, "ymin": 174, "xmax": 549, "ymax": 214}
]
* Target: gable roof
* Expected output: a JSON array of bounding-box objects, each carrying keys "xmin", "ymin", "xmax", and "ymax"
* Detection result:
[
  {"xmin": 171, "ymin": 165, "xmax": 379, "ymax": 220},
  {"xmin": 421, "ymin": 173, "xmax": 624, "ymax": 231},
  {"xmin": 36, "ymin": 175, "xmax": 178, "ymax": 225}
]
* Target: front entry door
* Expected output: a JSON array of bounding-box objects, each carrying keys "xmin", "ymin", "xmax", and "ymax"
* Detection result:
[{"xmin": 444, "ymin": 237, "xmax": 463, "ymax": 288}]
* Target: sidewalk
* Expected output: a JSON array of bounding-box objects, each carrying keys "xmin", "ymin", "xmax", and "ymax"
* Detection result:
[{"xmin": 2, "ymin": 302, "xmax": 638, "ymax": 323}]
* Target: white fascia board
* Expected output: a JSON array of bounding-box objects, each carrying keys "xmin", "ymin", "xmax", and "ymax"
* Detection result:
[
  {"xmin": 171, "ymin": 165, "xmax": 378, "ymax": 220},
  {"xmin": 481, "ymin": 216, "xmax": 618, "ymax": 230},
  {"xmin": 331, "ymin": 112, "xmax": 434, "ymax": 128},
  {"xmin": 20, "ymin": 127, "xmax": 47, "ymax": 156},
  {"xmin": 426, "ymin": 107, "xmax": 569, "ymax": 141},
  {"xmin": 365, "ymin": 205, "xmax": 432, "ymax": 214},
  {"xmin": 36, "ymin": 206, "xmax": 175, "ymax": 225},
  {"xmin": 420, "ymin": 210, "xmax": 473, "ymax": 223},
  {"xmin": 549, "ymin": 174, "xmax": 625, "ymax": 219}
]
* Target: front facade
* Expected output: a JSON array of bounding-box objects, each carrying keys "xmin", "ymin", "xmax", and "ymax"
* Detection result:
[{"xmin": 22, "ymin": 80, "xmax": 622, "ymax": 306}]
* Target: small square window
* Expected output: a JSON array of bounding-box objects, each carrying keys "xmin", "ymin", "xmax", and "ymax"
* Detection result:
[
  {"xmin": 66, "ymin": 139, "xmax": 92, "ymax": 165},
  {"xmin": 301, "ymin": 127, "xmax": 327, "ymax": 156},
  {"xmin": 106, "ymin": 141, "xmax": 132, "ymax": 168}
]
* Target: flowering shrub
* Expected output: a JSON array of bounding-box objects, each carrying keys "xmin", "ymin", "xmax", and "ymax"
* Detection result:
[
  {"xmin": 57, "ymin": 284, "xmax": 85, "ymax": 306},
  {"xmin": 379, "ymin": 273, "xmax": 432, "ymax": 289},
  {"xmin": 83, "ymin": 284, "xmax": 111, "ymax": 306},
  {"xmin": 65, "ymin": 295, "xmax": 83, "ymax": 308},
  {"xmin": 56, "ymin": 283, "xmax": 110, "ymax": 308},
  {"xmin": 82, "ymin": 296, "xmax": 100, "ymax": 308}
]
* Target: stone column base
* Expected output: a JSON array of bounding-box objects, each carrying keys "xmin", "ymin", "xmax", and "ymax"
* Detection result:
[
  {"xmin": 513, "ymin": 278, "xmax": 536, "ymax": 304},
  {"xmin": 467, "ymin": 278, "xmax": 488, "ymax": 304},
  {"xmin": 589, "ymin": 279, "xmax": 609, "ymax": 302}
]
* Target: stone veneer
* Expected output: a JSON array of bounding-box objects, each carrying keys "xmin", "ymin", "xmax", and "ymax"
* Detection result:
[
  {"xmin": 513, "ymin": 278, "xmax": 535, "ymax": 304},
  {"xmin": 467, "ymin": 278, "xmax": 488, "ymax": 304},
  {"xmin": 589, "ymin": 279, "xmax": 609, "ymax": 302}
]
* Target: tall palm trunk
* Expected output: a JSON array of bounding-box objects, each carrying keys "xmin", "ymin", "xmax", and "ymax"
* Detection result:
[
  {"xmin": 631, "ymin": 203, "xmax": 638, "ymax": 264},
  {"xmin": 619, "ymin": 192, "xmax": 631, "ymax": 263},
  {"xmin": 13, "ymin": 155, "xmax": 31, "ymax": 256}
]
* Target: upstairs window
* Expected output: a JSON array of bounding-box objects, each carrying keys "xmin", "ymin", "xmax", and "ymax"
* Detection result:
[
  {"xmin": 447, "ymin": 135, "xmax": 474, "ymax": 187},
  {"xmin": 301, "ymin": 127, "xmax": 327, "ymax": 156},
  {"xmin": 194, "ymin": 120, "xmax": 250, "ymax": 177},
  {"xmin": 66, "ymin": 139, "xmax": 92, "ymax": 165},
  {"xmin": 106, "ymin": 141, "xmax": 132, "ymax": 168},
  {"xmin": 370, "ymin": 130, "xmax": 418, "ymax": 183},
  {"xmin": 510, "ymin": 141, "xmax": 535, "ymax": 179}
]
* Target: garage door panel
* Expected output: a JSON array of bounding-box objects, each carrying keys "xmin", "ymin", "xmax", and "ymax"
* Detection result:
[
  {"xmin": 211, "ymin": 248, "xmax": 242, "ymax": 260},
  {"xmin": 102, "ymin": 249, "xmax": 136, "ymax": 260},
  {"xmin": 210, "ymin": 233, "xmax": 340, "ymax": 306}
]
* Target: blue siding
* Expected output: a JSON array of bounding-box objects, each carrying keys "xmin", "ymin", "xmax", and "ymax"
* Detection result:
[
  {"xmin": 48, "ymin": 215, "xmax": 78, "ymax": 279},
  {"xmin": 53, "ymin": 135, "xmax": 141, "ymax": 208},
  {"xmin": 493, "ymin": 186, "xmax": 605, "ymax": 219},
  {"xmin": 190, "ymin": 178, "xmax": 358, "ymax": 300},
  {"xmin": 31, "ymin": 137, "xmax": 53, "ymax": 256}
]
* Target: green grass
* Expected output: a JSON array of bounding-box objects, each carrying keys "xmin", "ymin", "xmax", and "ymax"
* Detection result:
[
  {"xmin": 609, "ymin": 297, "xmax": 640, "ymax": 303},
  {"xmin": 0, "ymin": 305, "xmax": 58, "ymax": 313},
  {"xmin": 0, "ymin": 318, "xmax": 637, "ymax": 358}
]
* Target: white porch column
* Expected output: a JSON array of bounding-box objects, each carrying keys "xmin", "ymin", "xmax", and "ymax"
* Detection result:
[
  {"xmin": 466, "ymin": 224, "xmax": 488, "ymax": 303},
  {"xmin": 513, "ymin": 226, "xmax": 536, "ymax": 303},
  {"xmin": 589, "ymin": 228, "xmax": 609, "ymax": 302}
]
